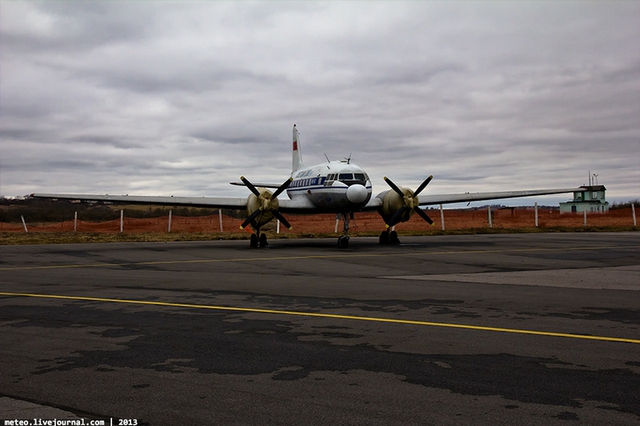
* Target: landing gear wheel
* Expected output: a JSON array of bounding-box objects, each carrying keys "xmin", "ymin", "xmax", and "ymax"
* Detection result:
[
  {"xmin": 250, "ymin": 234, "xmax": 259, "ymax": 248},
  {"xmin": 338, "ymin": 212, "xmax": 352, "ymax": 249},
  {"xmin": 379, "ymin": 230, "xmax": 400, "ymax": 245},
  {"xmin": 379, "ymin": 231, "xmax": 389, "ymax": 245},
  {"xmin": 389, "ymin": 231, "xmax": 400, "ymax": 245},
  {"xmin": 259, "ymin": 233, "xmax": 268, "ymax": 248}
]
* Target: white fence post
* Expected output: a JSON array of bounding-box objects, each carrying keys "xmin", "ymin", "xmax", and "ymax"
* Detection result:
[
  {"xmin": 120, "ymin": 210, "xmax": 124, "ymax": 233},
  {"xmin": 168, "ymin": 210, "xmax": 172, "ymax": 233},
  {"xmin": 632, "ymin": 204, "xmax": 637, "ymax": 227},
  {"xmin": 74, "ymin": 211, "xmax": 78, "ymax": 232},
  {"xmin": 21, "ymin": 215, "xmax": 28, "ymax": 233},
  {"xmin": 488, "ymin": 206, "xmax": 493, "ymax": 228},
  {"xmin": 440, "ymin": 204, "xmax": 445, "ymax": 231},
  {"xmin": 534, "ymin": 202, "xmax": 539, "ymax": 227},
  {"xmin": 218, "ymin": 209, "xmax": 223, "ymax": 232},
  {"xmin": 583, "ymin": 210, "xmax": 587, "ymax": 227}
]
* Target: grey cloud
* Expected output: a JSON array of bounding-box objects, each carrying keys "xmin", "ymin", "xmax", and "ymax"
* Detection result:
[{"xmin": 1, "ymin": 1, "xmax": 638, "ymax": 203}]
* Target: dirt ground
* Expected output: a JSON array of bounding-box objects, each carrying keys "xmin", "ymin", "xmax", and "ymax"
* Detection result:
[{"xmin": 1, "ymin": 207, "xmax": 636, "ymax": 235}]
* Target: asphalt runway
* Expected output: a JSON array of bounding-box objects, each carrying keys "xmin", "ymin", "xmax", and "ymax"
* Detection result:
[{"xmin": 1, "ymin": 233, "xmax": 639, "ymax": 425}]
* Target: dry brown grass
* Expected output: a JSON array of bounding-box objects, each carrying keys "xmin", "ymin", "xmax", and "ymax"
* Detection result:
[{"xmin": 1, "ymin": 225, "xmax": 636, "ymax": 245}]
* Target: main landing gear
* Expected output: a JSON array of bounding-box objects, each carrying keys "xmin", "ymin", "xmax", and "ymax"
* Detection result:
[
  {"xmin": 250, "ymin": 229, "xmax": 269, "ymax": 248},
  {"xmin": 379, "ymin": 228, "xmax": 400, "ymax": 245},
  {"xmin": 337, "ymin": 212, "xmax": 353, "ymax": 249}
]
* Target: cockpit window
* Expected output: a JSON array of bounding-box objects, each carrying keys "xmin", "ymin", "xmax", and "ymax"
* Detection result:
[
  {"xmin": 337, "ymin": 172, "xmax": 368, "ymax": 186},
  {"xmin": 339, "ymin": 173, "xmax": 353, "ymax": 181}
]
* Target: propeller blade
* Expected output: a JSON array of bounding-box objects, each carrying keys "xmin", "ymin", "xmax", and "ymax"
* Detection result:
[
  {"xmin": 240, "ymin": 176, "xmax": 261, "ymax": 197},
  {"xmin": 273, "ymin": 211, "xmax": 292, "ymax": 230},
  {"xmin": 414, "ymin": 175, "xmax": 433, "ymax": 197},
  {"xmin": 386, "ymin": 206, "xmax": 407, "ymax": 228},
  {"xmin": 239, "ymin": 208, "xmax": 263, "ymax": 230},
  {"xmin": 413, "ymin": 206, "xmax": 434, "ymax": 225},
  {"xmin": 272, "ymin": 177, "xmax": 293, "ymax": 199},
  {"xmin": 383, "ymin": 177, "xmax": 405, "ymax": 197}
]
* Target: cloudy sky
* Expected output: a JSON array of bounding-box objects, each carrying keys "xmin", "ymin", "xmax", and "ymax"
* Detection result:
[{"xmin": 1, "ymin": 1, "xmax": 638, "ymax": 206}]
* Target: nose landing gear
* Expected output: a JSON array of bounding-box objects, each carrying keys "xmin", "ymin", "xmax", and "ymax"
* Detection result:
[{"xmin": 337, "ymin": 212, "xmax": 354, "ymax": 248}]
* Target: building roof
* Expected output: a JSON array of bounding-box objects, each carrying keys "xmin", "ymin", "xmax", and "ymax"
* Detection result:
[{"xmin": 578, "ymin": 185, "xmax": 606, "ymax": 191}]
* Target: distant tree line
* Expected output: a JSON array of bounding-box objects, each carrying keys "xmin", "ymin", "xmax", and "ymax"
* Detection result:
[
  {"xmin": 0, "ymin": 198, "xmax": 244, "ymax": 223},
  {"xmin": 610, "ymin": 200, "xmax": 640, "ymax": 210}
]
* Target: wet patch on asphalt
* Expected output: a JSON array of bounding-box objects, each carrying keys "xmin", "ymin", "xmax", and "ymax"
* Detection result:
[{"xmin": 1, "ymin": 302, "xmax": 638, "ymax": 417}]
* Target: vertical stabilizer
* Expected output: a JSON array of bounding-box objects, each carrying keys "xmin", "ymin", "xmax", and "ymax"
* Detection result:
[{"xmin": 292, "ymin": 124, "xmax": 305, "ymax": 172}]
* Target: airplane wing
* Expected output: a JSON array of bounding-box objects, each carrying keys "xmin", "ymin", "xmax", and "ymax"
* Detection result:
[
  {"xmin": 416, "ymin": 188, "xmax": 581, "ymax": 206},
  {"xmin": 33, "ymin": 187, "xmax": 581, "ymax": 212},
  {"xmin": 229, "ymin": 181, "xmax": 283, "ymax": 189},
  {"xmin": 30, "ymin": 191, "xmax": 341, "ymax": 217},
  {"xmin": 362, "ymin": 187, "xmax": 581, "ymax": 210},
  {"xmin": 30, "ymin": 193, "xmax": 248, "ymax": 210}
]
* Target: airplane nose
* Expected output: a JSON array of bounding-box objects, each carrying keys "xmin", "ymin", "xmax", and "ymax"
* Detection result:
[{"xmin": 346, "ymin": 184, "xmax": 368, "ymax": 204}]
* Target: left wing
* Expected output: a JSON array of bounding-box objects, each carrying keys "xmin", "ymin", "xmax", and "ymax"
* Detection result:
[
  {"xmin": 31, "ymin": 193, "xmax": 248, "ymax": 210},
  {"xmin": 30, "ymin": 192, "xmax": 318, "ymax": 211},
  {"xmin": 229, "ymin": 181, "xmax": 283, "ymax": 189}
]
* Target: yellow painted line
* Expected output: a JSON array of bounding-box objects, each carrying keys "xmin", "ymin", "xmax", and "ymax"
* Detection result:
[
  {"xmin": 0, "ymin": 245, "xmax": 637, "ymax": 272},
  {"xmin": 0, "ymin": 291, "xmax": 638, "ymax": 345}
]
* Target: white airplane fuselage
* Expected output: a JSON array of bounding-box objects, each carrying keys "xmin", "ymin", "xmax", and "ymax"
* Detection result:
[{"xmin": 287, "ymin": 161, "xmax": 373, "ymax": 213}]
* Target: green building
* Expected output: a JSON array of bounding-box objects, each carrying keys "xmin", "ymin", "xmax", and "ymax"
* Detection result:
[{"xmin": 560, "ymin": 185, "xmax": 609, "ymax": 214}]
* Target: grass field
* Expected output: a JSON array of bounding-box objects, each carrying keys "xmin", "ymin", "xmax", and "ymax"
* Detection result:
[{"xmin": 1, "ymin": 225, "xmax": 637, "ymax": 245}]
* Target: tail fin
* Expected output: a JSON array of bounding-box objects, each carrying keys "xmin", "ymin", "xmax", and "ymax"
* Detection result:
[{"xmin": 292, "ymin": 124, "xmax": 305, "ymax": 173}]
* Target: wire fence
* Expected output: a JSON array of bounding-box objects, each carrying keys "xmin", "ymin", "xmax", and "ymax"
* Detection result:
[{"xmin": 1, "ymin": 207, "xmax": 636, "ymax": 234}]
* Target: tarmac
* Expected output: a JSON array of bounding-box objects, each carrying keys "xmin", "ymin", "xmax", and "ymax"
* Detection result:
[
  {"xmin": 0, "ymin": 397, "xmax": 82, "ymax": 421},
  {"xmin": 0, "ymin": 233, "xmax": 639, "ymax": 425}
]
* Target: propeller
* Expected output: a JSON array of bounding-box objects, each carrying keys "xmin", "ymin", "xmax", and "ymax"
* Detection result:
[
  {"xmin": 239, "ymin": 176, "xmax": 293, "ymax": 230},
  {"xmin": 383, "ymin": 175, "xmax": 434, "ymax": 228}
]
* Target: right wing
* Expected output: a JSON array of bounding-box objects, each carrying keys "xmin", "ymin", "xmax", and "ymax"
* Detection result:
[
  {"xmin": 416, "ymin": 188, "xmax": 582, "ymax": 206},
  {"xmin": 361, "ymin": 187, "xmax": 581, "ymax": 211}
]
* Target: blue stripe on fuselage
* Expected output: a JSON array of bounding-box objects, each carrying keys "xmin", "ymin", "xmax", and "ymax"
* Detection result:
[
  {"xmin": 289, "ymin": 176, "xmax": 326, "ymax": 188},
  {"xmin": 287, "ymin": 185, "xmax": 372, "ymax": 194}
]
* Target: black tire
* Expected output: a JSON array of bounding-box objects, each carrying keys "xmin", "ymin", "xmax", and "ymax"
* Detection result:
[
  {"xmin": 379, "ymin": 231, "xmax": 389, "ymax": 245},
  {"xmin": 250, "ymin": 234, "xmax": 259, "ymax": 248},
  {"xmin": 389, "ymin": 231, "xmax": 400, "ymax": 245},
  {"xmin": 338, "ymin": 235, "xmax": 350, "ymax": 249},
  {"xmin": 259, "ymin": 233, "xmax": 268, "ymax": 248}
]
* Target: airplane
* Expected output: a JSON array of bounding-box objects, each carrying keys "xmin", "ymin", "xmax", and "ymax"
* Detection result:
[{"xmin": 32, "ymin": 124, "xmax": 582, "ymax": 248}]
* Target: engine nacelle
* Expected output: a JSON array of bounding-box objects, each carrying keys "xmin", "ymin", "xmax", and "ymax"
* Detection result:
[
  {"xmin": 376, "ymin": 188, "xmax": 418, "ymax": 225},
  {"xmin": 246, "ymin": 188, "xmax": 278, "ymax": 229}
]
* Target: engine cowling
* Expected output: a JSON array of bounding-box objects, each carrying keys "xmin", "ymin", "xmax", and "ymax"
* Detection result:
[
  {"xmin": 245, "ymin": 189, "xmax": 278, "ymax": 228},
  {"xmin": 239, "ymin": 176, "xmax": 292, "ymax": 231},
  {"xmin": 377, "ymin": 188, "xmax": 417, "ymax": 225},
  {"xmin": 376, "ymin": 176, "xmax": 434, "ymax": 228}
]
